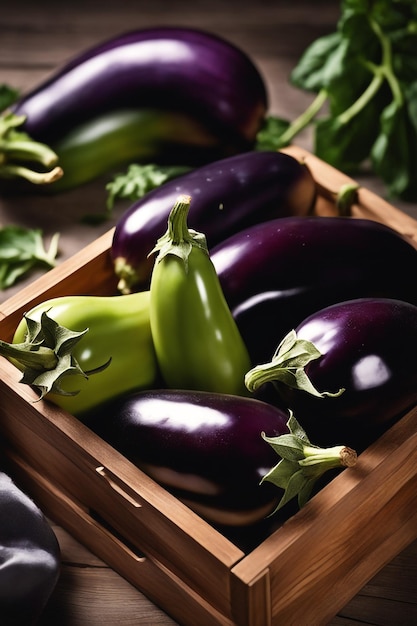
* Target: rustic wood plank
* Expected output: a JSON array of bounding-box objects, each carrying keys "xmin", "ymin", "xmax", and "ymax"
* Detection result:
[
  {"xmin": 38, "ymin": 524, "xmax": 177, "ymax": 626},
  {"xmin": 38, "ymin": 520, "xmax": 417, "ymax": 626}
]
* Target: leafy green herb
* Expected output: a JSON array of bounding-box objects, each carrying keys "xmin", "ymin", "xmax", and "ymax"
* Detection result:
[
  {"xmin": 0, "ymin": 226, "xmax": 60, "ymax": 289},
  {"xmin": 0, "ymin": 84, "xmax": 19, "ymax": 112},
  {"xmin": 257, "ymin": 0, "xmax": 417, "ymax": 201},
  {"xmin": 105, "ymin": 163, "xmax": 191, "ymax": 212}
]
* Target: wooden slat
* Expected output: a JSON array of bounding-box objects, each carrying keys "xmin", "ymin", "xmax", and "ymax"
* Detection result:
[
  {"xmin": 5, "ymin": 451, "xmax": 235, "ymax": 626},
  {"xmin": 231, "ymin": 406, "xmax": 417, "ymax": 625},
  {"xmin": 0, "ymin": 357, "xmax": 244, "ymax": 623},
  {"xmin": 282, "ymin": 145, "xmax": 417, "ymax": 247}
]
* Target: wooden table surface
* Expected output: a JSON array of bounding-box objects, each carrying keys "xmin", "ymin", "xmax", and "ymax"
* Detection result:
[{"xmin": 1, "ymin": 2, "xmax": 417, "ymax": 624}]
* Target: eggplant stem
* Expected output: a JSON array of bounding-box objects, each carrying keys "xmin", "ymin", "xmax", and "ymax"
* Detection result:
[
  {"xmin": 0, "ymin": 340, "xmax": 58, "ymax": 370},
  {"xmin": 0, "ymin": 138, "xmax": 59, "ymax": 168},
  {"xmin": 260, "ymin": 414, "xmax": 357, "ymax": 515},
  {"xmin": 0, "ymin": 111, "xmax": 63, "ymax": 185},
  {"xmin": 335, "ymin": 183, "xmax": 360, "ymax": 216},
  {"xmin": 300, "ymin": 444, "xmax": 357, "ymax": 469},
  {"xmin": 0, "ymin": 163, "xmax": 63, "ymax": 184},
  {"xmin": 245, "ymin": 329, "xmax": 345, "ymax": 399},
  {"xmin": 0, "ymin": 311, "xmax": 110, "ymax": 399},
  {"xmin": 149, "ymin": 194, "xmax": 208, "ymax": 270}
]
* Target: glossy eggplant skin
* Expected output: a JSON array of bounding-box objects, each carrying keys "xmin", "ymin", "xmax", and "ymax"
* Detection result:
[
  {"xmin": 111, "ymin": 150, "xmax": 316, "ymax": 292},
  {"xmin": 84, "ymin": 389, "xmax": 290, "ymax": 526},
  {"xmin": 273, "ymin": 298, "xmax": 417, "ymax": 451},
  {"xmin": 211, "ymin": 216, "xmax": 417, "ymax": 365},
  {"xmin": 0, "ymin": 467, "xmax": 60, "ymax": 625},
  {"xmin": 12, "ymin": 27, "xmax": 267, "ymax": 149}
]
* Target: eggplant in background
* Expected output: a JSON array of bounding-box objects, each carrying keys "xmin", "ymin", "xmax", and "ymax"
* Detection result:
[{"xmin": 0, "ymin": 466, "xmax": 60, "ymax": 625}]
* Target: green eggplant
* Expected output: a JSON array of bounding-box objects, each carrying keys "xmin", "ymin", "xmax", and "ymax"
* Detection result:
[
  {"xmin": 149, "ymin": 194, "xmax": 252, "ymax": 396},
  {"xmin": 0, "ymin": 291, "xmax": 158, "ymax": 416},
  {"xmin": 49, "ymin": 108, "xmax": 226, "ymax": 192}
]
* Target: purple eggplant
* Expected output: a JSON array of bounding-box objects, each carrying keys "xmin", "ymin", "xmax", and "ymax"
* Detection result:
[
  {"xmin": 111, "ymin": 150, "xmax": 316, "ymax": 292},
  {"xmin": 83, "ymin": 389, "xmax": 356, "ymax": 527},
  {"xmin": 6, "ymin": 28, "xmax": 269, "ymax": 190},
  {"xmin": 245, "ymin": 298, "xmax": 417, "ymax": 451},
  {"xmin": 12, "ymin": 27, "xmax": 267, "ymax": 148},
  {"xmin": 211, "ymin": 216, "xmax": 417, "ymax": 365},
  {"xmin": 84, "ymin": 390, "xmax": 288, "ymax": 526},
  {"xmin": 0, "ymin": 467, "xmax": 60, "ymax": 625}
]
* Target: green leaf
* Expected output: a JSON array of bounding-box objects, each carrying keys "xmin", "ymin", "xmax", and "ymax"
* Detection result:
[
  {"xmin": 0, "ymin": 259, "xmax": 33, "ymax": 289},
  {"xmin": 326, "ymin": 17, "xmax": 384, "ymax": 116},
  {"xmin": 371, "ymin": 98, "xmax": 417, "ymax": 199},
  {"xmin": 290, "ymin": 32, "xmax": 343, "ymax": 92},
  {"xmin": 105, "ymin": 163, "xmax": 191, "ymax": 212},
  {"xmin": 262, "ymin": 0, "xmax": 417, "ymax": 200},
  {"xmin": 0, "ymin": 226, "xmax": 60, "ymax": 290},
  {"xmin": 255, "ymin": 116, "xmax": 291, "ymax": 151},
  {"xmin": 404, "ymin": 80, "xmax": 417, "ymax": 132},
  {"xmin": 392, "ymin": 33, "xmax": 417, "ymax": 82},
  {"xmin": 342, "ymin": 0, "xmax": 417, "ymax": 29},
  {"xmin": 0, "ymin": 84, "xmax": 19, "ymax": 112},
  {"xmin": 314, "ymin": 95, "xmax": 384, "ymax": 172},
  {"xmin": 339, "ymin": 13, "xmax": 376, "ymax": 48}
]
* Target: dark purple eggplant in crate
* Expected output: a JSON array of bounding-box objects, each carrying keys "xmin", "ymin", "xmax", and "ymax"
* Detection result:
[
  {"xmin": 83, "ymin": 389, "xmax": 356, "ymax": 527},
  {"xmin": 245, "ymin": 297, "xmax": 417, "ymax": 451},
  {"xmin": 111, "ymin": 150, "xmax": 316, "ymax": 292},
  {"xmin": 211, "ymin": 216, "xmax": 417, "ymax": 364}
]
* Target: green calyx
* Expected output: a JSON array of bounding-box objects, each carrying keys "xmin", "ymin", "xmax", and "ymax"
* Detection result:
[
  {"xmin": 245, "ymin": 329, "xmax": 345, "ymax": 398},
  {"xmin": 261, "ymin": 413, "xmax": 357, "ymax": 514},
  {"xmin": 0, "ymin": 310, "xmax": 110, "ymax": 399},
  {"xmin": 0, "ymin": 111, "xmax": 63, "ymax": 185},
  {"xmin": 149, "ymin": 194, "xmax": 208, "ymax": 271}
]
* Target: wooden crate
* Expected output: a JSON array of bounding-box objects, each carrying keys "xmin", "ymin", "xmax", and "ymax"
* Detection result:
[{"xmin": 1, "ymin": 146, "xmax": 417, "ymax": 626}]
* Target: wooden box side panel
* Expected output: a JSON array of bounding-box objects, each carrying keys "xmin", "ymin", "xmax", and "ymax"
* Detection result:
[
  {"xmin": 230, "ymin": 406, "xmax": 417, "ymax": 626},
  {"xmin": 230, "ymin": 568, "xmax": 272, "ymax": 626},
  {"xmin": 5, "ymin": 450, "xmax": 236, "ymax": 626},
  {"xmin": 0, "ymin": 357, "xmax": 244, "ymax": 621},
  {"xmin": 282, "ymin": 145, "xmax": 417, "ymax": 248}
]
